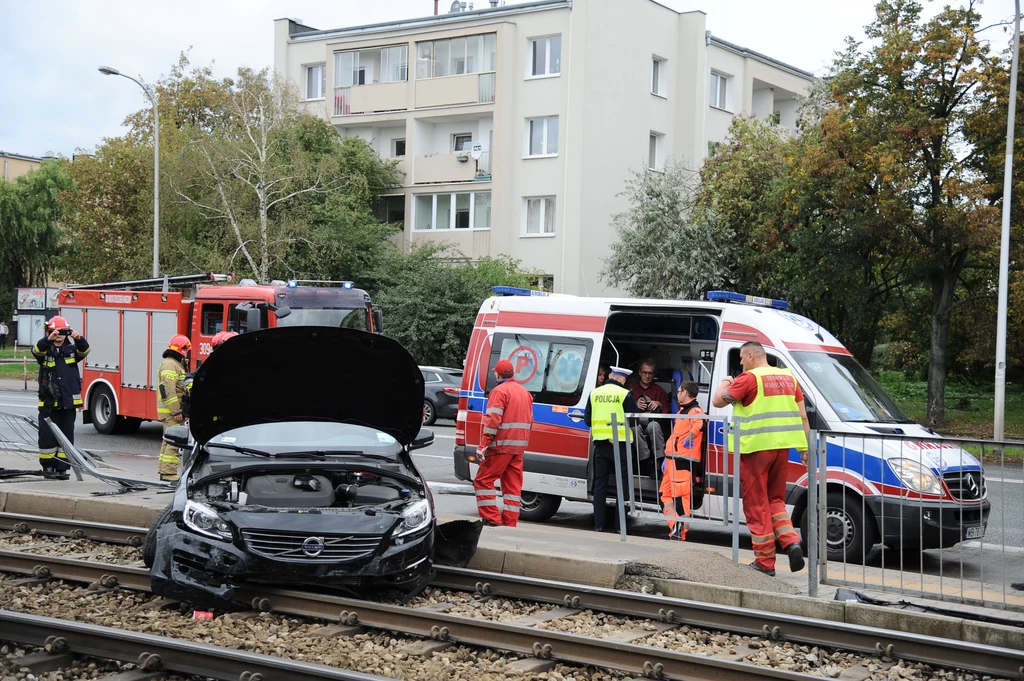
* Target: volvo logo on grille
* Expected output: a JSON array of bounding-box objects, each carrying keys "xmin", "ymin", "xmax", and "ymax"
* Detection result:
[
  {"xmin": 965, "ymin": 474, "xmax": 979, "ymax": 497},
  {"xmin": 301, "ymin": 536, "xmax": 325, "ymax": 557}
]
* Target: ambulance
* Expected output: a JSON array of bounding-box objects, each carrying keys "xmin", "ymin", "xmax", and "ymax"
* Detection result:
[
  {"xmin": 57, "ymin": 273, "xmax": 383, "ymax": 435},
  {"xmin": 453, "ymin": 288, "xmax": 990, "ymax": 561}
]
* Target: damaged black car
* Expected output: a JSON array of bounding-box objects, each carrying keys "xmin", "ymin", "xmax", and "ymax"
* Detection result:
[{"xmin": 148, "ymin": 327, "xmax": 450, "ymax": 610}]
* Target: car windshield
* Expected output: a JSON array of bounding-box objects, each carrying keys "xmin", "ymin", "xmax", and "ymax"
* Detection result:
[
  {"xmin": 277, "ymin": 308, "xmax": 369, "ymax": 331},
  {"xmin": 790, "ymin": 351, "xmax": 909, "ymax": 424},
  {"xmin": 208, "ymin": 421, "xmax": 402, "ymax": 455}
]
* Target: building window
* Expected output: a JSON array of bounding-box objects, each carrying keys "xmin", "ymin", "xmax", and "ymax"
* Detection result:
[
  {"xmin": 372, "ymin": 195, "xmax": 405, "ymax": 225},
  {"xmin": 530, "ymin": 275, "xmax": 554, "ymax": 292},
  {"xmin": 414, "ymin": 191, "xmax": 492, "ymax": 230},
  {"xmin": 527, "ymin": 116, "xmax": 558, "ymax": 156},
  {"xmin": 710, "ymin": 71, "xmax": 729, "ymax": 110},
  {"xmin": 530, "ymin": 36, "xmax": 561, "ymax": 77},
  {"xmin": 453, "ymin": 134, "xmax": 473, "ymax": 152},
  {"xmin": 392, "ymin": 139, "xmax": 406, "ymax": 157},
  {"xmin": 334, "ymin": 45, "xmax": 409, "ymax": 89},
  {"xmin": 305, "ymin": 63, "xmax": 326, "ymax": 100},
  {"xmin": 525, "ymin": 197, "xmax": 556, "ymax": 235},
  {"xmin": 648, "ymin": 132, "xmax": 664, "ymax": 170},
  {"xmin": 652, "ymin": 57, "xmax": 666, "ymax": 96},
  {"xmin": 417, "ymin": 33, "xmax": 497, "ymax": 79}
]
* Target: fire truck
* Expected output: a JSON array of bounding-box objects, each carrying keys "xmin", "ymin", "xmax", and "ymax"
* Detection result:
[{"xmin": 57, "ymin": 273, "xmax": 383, "ymax": 434}]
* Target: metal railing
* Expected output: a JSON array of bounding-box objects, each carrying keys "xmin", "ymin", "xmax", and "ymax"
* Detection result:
[
  {"xmin": 809, "ymin": 430, "xmax": 1022, "ymax": 612},
  {"xmin": 333, "ymin": 87, "xmax": 351, "ymax": 116}
]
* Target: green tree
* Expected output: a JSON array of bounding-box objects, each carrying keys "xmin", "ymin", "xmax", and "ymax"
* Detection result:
[{"xmin": 602, "ymin": 157, "xmax": 735, "ymax": 298}]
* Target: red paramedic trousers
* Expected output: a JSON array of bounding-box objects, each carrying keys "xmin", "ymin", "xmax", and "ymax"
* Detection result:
[
  {"xmin": 473, "ymin": 452, "xmax": 524, "ymax": 527},
  {"xmin": 740, "ymin": 448, "xmax": 800, "ymax": 571}
]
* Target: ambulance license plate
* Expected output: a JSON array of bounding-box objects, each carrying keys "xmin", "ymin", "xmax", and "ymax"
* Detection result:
[{"xmin": 964, "ymin": 526, "xmax": 985, "ymax": 540}]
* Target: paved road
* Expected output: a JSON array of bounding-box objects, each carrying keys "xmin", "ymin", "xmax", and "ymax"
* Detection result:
[{"xmin": 1, "ymin": 387, "xmax": 1020, "ymax": 588}]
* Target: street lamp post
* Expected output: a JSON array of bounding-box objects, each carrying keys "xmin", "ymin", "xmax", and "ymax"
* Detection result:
[{"xmin": 99, "ymin": 66, "xmax": 160, "ymax": 278}]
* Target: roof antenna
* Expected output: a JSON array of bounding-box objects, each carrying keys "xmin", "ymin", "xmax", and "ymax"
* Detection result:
[{"xmin": 815, "ymin": 320, "xmax": 824, "ymax": 342}]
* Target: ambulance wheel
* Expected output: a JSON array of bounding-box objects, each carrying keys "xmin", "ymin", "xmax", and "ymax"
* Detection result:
[
  {"xmin": 825, "ymin": 491, "xmax": 878, "ymax": 564},
  {"xmin": 422, "ymin": 400, "xmax": 437, "ymax": 426},
  {"xmin": 90, "ymin": 385, "xmax": 118, "ymax": 435},
  {"xmin": 143, "ymin": 504, "xmax": 174, "ymax": 569},
  {"xmin": 518, "ymin": 492, "xmax": 561, "ymax": 522}
]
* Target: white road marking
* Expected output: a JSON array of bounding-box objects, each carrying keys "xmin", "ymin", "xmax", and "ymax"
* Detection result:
[
  {"xmin": 413, "ymin": 453, "xmax": 453, "ymax": 460},
  {"xmin": 961, "ymin": 541, "xmax": 1024, "ymax": 554},
  {"xmin": 431, "ymin": 433, "xmax": 455, "ymax": 440},
  {"xmin": 985, "ymin": 477, "xmax": 1024, "ymax": 484}
]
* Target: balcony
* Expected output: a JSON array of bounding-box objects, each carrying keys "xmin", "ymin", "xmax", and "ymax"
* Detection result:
[
  {"xmin": 415, "ymin": 151, "xmax": 491, "ymax": 184},
  {"xmin": 333, "ymin": 82, "xmax": 408, "ymax": 116},
  {"xmin": 415, "ymin": 72, "xmax": 496, "ymax": 109}
]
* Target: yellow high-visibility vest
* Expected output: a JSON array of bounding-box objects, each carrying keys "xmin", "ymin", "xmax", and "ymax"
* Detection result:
[
  {"xmin": 731, "ymin": 366, "xmax": 807, "ymax": 453},
  {"xmin": 590, "ymin": 383, "xmax": 629, "ymax": 441}
]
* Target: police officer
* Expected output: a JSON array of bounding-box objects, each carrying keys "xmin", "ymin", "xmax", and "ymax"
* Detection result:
[
  {"xmin": 33, "ymin": 316, "xmax": 90, "ymax": 479},
  {"xmin": 474, "ymin": 359, "xmax": 534, "ymax": 527},
  {"xmin": 713, "ymin": 341, "xmax": 810, "ymax": 576},
  {"xmin": 585, "ymin": 366, "xmax": 639, "ymax": 532},
  {"xmin": 156, "ymin": 335, "xmax": 191, "ymax": 482},
  {"xmin": 661, "ymin": 381, "xmax": 706, "ymax": 540}
]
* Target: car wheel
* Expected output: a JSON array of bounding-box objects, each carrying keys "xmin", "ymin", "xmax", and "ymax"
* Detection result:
[
  {"xmin": 143, "ymin": 504, "xmax": 174, "ymax": 569},
  {"xmin": 517, "ymin": 492, "xmax": 561, "ymax": 522},
  {"xmin": 824, "ymin": 491, "xmax": 878, "ymax": 564},
  {"xmin": 423, "ymin": 400, "xmax": 437, "ymax": 426},
  {"xmin": 90, "ymin": 385, "xmax": 118, "ymax": 435}
]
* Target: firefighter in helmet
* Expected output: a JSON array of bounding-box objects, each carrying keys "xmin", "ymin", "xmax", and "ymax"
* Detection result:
[
  {"xmin": 32, "ymin": 316, "xmax": 90, "ymax": 479},
  {"xmin": 181, "ymin": 331, "xmax": 237, "ymax": 419},
  {"xmin": 157, "ymin": 334, "xmax": 191, "ymax": 482}
]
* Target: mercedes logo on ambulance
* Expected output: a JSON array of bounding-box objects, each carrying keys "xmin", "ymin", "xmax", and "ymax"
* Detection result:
[
  {"xmin": 301, "ymin": 536, "xmax": 325, "ymax": 557},
  {"xmin": 965, "ymin": 474, "xmax": 979, "ymax": 498}
]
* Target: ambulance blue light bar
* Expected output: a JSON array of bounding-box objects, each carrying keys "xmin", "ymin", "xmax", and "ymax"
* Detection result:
[
  {"xmin": 707, "ymin": 290, "xmax": 789, "ymax": 310},
  {"xmin": 491, "ymin": 286, "xmax": 551, "ymax": 297}
]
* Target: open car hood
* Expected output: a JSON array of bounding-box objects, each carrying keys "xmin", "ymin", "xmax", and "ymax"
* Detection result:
[{"xmin": 188, "ymin": 327, "xmax": 424, "ymax": 446}]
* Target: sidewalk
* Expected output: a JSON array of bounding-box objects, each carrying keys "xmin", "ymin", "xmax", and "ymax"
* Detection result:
[{"xmin": 0, "ymin": 448, "xmax": 1021, "ymax": 650}]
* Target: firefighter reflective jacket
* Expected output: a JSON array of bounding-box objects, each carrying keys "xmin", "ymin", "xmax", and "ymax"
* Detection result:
[
  {"xmin": 156, "ymin": 356, "xmax": 187, "ymax": 419},
  {"xmin": 480, "ymin": 378, "xmax": 534, "ymax": 456},
  {"xmin": 33, "ymin": 336, "xmax": 90, "ymax": 409},
  {"xmin": 665, "ymin": 400, "xmax": 705, "ymax": 465},
  {"xmin": 732, "ymin": 366, "xmax": 807, "ymax": 453},
  {"xmin": 589, "ymin": 383, "xmax": 630, "ymax": 441}
]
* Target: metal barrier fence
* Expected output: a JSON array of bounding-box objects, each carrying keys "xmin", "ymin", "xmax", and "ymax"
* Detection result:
[
  {"xmin": 608, "ymin": 412, "xmax": 746, "ymax": 565},
  {"xmin": 810, "ymin": 430, "xmax": 1023, "ymax": 612}
]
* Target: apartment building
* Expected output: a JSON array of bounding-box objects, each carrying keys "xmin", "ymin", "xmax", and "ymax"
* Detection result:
[
  {"xmin": 1, "ymin": 151, "xmax": 42, "ymax": 182},
  {"xmin": 273, "ymin": 0, "xmax": 815, "ymax": 295}
]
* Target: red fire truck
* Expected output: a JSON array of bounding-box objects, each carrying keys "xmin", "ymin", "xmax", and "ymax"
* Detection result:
[{"xmin": 57, "ymin": 273, "xmax": 383, "ymax": 434}]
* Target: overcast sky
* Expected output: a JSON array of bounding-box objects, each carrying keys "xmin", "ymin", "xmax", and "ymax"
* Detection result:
[{"xmin": 0, "ymin": 0, "xmax": 1016, "ymax": 158}]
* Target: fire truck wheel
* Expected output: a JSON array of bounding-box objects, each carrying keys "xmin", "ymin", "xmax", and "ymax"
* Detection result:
[
  {"xmin": 89, "ymin": 385, "xmax": 119, "ymax": 435},
  {"xmin": 517, "ymin": 492, "xmax": 561, "ymax": 522}
]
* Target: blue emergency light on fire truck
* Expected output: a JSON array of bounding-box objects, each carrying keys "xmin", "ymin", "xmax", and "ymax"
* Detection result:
[
  {"xmin": 452, "ymin": 288, "xmax": 989, "ymax": 563},
  {"xmin": 57, "ymin": 274, "xmax": 384, "ymax": 435}
]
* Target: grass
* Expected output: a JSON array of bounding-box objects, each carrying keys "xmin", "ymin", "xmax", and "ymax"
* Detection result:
[{"xmin": 872, "ymin": 370, "xmax": 1024, "ymax": 443}]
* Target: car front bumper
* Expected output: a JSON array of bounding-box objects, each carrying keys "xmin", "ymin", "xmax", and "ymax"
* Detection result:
[
  {"xmin": 866, "ymin": 496, "xmax": 990, "ymax": 550},
  {"xmin": 151, "ymin": 522, "xmax": 434, "ymax": 610}
]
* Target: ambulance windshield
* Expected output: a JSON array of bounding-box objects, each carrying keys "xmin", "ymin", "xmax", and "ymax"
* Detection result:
[
  {"xmin": 791, "ymin": 352, "xmax": 909, "ymax": 424},
  {"xmin": 276, "ymin": 308, "xmax": 370, "ymax": 331}
]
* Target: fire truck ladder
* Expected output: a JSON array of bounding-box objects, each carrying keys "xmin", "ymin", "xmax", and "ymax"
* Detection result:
[{"xmin": 65, "ymin": 273, "xmax": 232, "ymax": 293}]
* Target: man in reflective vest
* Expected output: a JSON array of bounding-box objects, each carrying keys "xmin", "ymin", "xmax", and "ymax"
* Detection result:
[
  {"xmin": 661, "ymin": 380, "xmax": 705, "ymax": 541},
  {"xmin": 156, "ymin": 335, "xmax": 191, "ymax": 482},
  {"xmin": 585, "ymin": 366, "xmax": 639, "ymax": 532},
  {"xmin": 713, "ymin": 341, "xmax": 810, "ymax": 576},
  {"xmin": 33, "ymin": 316, "xmax": 90, "ymax": 479},
  {"xmin": 474, "ymin": 359, "xmax": 533, "ymax": 527}
]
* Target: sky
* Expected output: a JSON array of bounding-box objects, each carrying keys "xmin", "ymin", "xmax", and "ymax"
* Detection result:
[{"xmin": 0, "ymin": 0, "xmax": 1017, "ymax": 158}]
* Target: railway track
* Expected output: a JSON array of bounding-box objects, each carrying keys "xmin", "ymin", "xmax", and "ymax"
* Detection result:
[{"xmin": 0, "ymin": 511, "xmax": 1021, "ymax": 681}]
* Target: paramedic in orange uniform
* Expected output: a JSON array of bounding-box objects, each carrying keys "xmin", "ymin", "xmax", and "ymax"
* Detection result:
[
  {"xmin": 661, "ymin": 380, "xmax": 705, "ymax": 540},
  {"xmin": 474, "ymin": 359, "xmax": 534, "ymax": 527},
  {"xmin": 713, "ymin": 341, "xmax": 810, "ymax": 576}
]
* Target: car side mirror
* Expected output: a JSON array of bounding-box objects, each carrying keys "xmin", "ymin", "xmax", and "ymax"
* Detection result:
[
  {"xmin": 411, "ymin": 427, "xmax": 434, "ymax": 450},
  {"xmin": 372, "ymin": 309, "xmax": 384, "ymax": 333},
  {"xmin": 274, "ymin": 306, "xmax": 291, "ymax": 319},
  {"xmin": 163, "ymin": 425, "xmax": 190, "ymax": 449}
]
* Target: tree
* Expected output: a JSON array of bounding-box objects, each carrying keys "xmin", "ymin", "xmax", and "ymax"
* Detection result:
[{"xmin": 602, "ymin": 157, "xmax": 735, "ymax": 298}]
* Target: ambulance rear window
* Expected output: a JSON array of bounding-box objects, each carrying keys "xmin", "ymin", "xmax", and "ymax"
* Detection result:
[{"xmin": 486, "ymin": 333, "xmax": 593, "ymax": 406}]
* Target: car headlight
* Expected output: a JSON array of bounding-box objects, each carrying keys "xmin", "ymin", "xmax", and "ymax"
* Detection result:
[
  {"xmin": 396, "ymin": 499, "xmax": 432, "ymax": 538},
  {"xmin": 888, "ymin": 458, "xmax": 942, "ymax": 495},
  {"xmin": 183, "ymin": 500, "xmax": 232, "ymax": 540}
]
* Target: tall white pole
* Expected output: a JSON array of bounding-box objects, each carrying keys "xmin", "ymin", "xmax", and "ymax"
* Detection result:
[
  {"xmin": 151, "ymin": 92, "xmax": 160, "ymax": 278},
  {"xmin": 994, "ymin": 2, "xmax": 1020, "ymax": 442}
]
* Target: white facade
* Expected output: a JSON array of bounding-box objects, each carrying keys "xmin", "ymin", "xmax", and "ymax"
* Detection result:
[{"xmin": 273, "ymin": 0, "xmax": 815, "ymax": 295}]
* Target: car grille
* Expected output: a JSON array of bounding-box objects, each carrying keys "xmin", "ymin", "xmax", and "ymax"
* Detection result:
[
  {"xmin": 241, "ymin": 529, "xmax": 383, "ymax": 563},
  {"xmin": 943, "ymin": 471, "xmax": 986, "ymax": 501}
]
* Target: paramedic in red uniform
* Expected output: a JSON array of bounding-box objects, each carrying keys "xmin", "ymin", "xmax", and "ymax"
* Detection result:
[
  {"xmin": 474, "ymin": 359, "xmax": 533, "ymax": 527},
  {"xmin": 661, "ymin": 381, "xmax": 705, "ymax": 540},
  {"xmin": 713, "ymin": 341, "xmax": 810, "ymax": 576}
]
